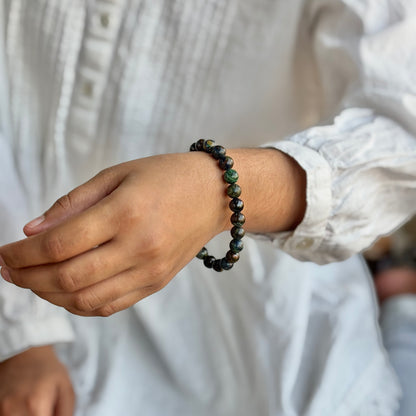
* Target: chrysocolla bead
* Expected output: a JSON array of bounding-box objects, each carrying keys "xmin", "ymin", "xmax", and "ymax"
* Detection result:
[
  {"xmin": 196, "ymin": 139, "xmax": 205, "ymax": 150},
  {"xmin": 204, "ymin": 255, "xmax": 216, "ymax": 268},
  {"xmin": 231, "ymin": 212, "xmax": 245, "ymax": 227},
  {"xmin": 213, "ymin": 259, "xmax": 223, "ymax": 272},
  {"xmin": 212, "ymin": 145, "xmax": 226, "ymax": 160},
  {"xmin": 196, "ymin": 247, "xmax": 208, "ymax": 259},
  {"xmin": 223, "ymin": 169, "xmax": 239, "ymax": 184},
  {"xmin": 231, "ymin": 226, "xmax": 245, "ymax": 240},
  {"xmin": 219, "ymin": 156, "xmax": 234, "ymax": 171},
  {"xmin": 226, "ymin": 250, "xmax": 240, "ymax": 263},
  {"xmin": 203, "ymin": 139, "xmax": 215, "ymax": 152},
  {"xmin": 227, "ymin": 184, "xmax": 241, "ymax": 198},
  {"xmin": 190, "ymin": 142, "xmax": 197, "ymax": 151},
  {"xmin": 220, "ymin": 258, "xmax": 234, "ymax": 270},
  {"xmin": 229, "ymin": 198, "xmax": 244, "ymax": 212},
  {"xmin": 230, "ymin": 239, "xmax": 244, "ymax": 253}
]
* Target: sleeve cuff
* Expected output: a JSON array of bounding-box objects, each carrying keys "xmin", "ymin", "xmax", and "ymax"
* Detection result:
[{"xmin": 0, "ymin": 314, "xmax": 75, "ymax": 362}]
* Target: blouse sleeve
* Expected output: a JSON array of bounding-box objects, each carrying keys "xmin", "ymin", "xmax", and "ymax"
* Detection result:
[
  {"xmin": 262, "ymin": 0, "xmax": 416, "ymax": 263},
  {"xmin": 0, "ymin": 6, "xmax": 74, "ymax": 361}
]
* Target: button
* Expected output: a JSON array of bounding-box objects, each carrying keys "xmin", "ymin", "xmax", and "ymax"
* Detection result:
[
  {"xmin": 100, "ymin": 13, "xmax": 110, "ymax": 28},
  {"xmin": 295, "ymin": 238, "xmax": 314, "ymax": 249},
  {"xmin": 82, "ymin": 81, "xmax": 94, "ymax": 98}
]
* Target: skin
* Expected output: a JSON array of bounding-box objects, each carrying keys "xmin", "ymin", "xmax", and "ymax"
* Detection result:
[
  {"xmin": 0, "ymin": 148, "xmax": 307, "ymax": 415},
  {"xmin": 0, "ymin": 149, "xmax": 306, "ymax": 317},
  {"xmin": 0, "ymin": 346, "xmax": 74, "ymax": 416}
]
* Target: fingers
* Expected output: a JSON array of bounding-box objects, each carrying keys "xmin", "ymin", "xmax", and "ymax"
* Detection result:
[
  {"xmin": 24, "ymin": 167, "xmax": 125, "ymax": 237},
  {"xmin": 5, "ymin": 240, "xmax": 133, "ymax": 293},
  {"xmin": 34, "ymin": 267, "xmax": 170, "ymax": 317},
  {"xmin": 54, "ymin": 382, "xmax": 75, "ymax": 416},
  {"xmin": 0, "ymin": 196, "xmax": 119, "ymax": 269}
]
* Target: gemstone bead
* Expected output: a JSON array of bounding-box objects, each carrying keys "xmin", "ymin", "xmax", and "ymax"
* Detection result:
[
  {"xmin": 231, "ymin": 212, "xmax": 245, "ymax": 227},
  {"xmin": 203, "ymin": 256, "xmax": 216, "ymax": 268},
  {"xmin": 224, "ymin": 169, "xmax": 239, "ymax": 184},
  {"xmin": 212, "ymin": 145, "xmax": 226, "ymax": 160},
  {"xmin": 230, "ymin": 239, "xmax": 244, "ymax": 253},
  {"xmin": 227, "ymin": 184, "xmax": 241, "ymax": 198},
  {"xmin": 231, "ymin": 226, "xmax": 245, "ymax": 240},
  {"xmin": 203, "ymin": 139, "xmax": 215, "ymax": 152},
  {"xmin": 196, "ymin": 247, "xmax": 208, "ymax": 259},
  {"xmin": 229, "ymin": 198, "xmax": 244, "ymax": 212},
  {"xmin": 219, "ymin": 156, "xmax": 234, "ymax": 171},
  {"xmin": 213, "ymin": 259, "xmax": 223, "ymax": 272},
  {"xmin": 196, "ymin": 139, "xmax": 205, "ymax": 150},
  {"xmin": 190, "ymin": 142, "xmax": 197, "ymax": 151},
  {"xmin": 226, "ymin": 250, "xmax": 240, "ymax": 263},
  {"xmin": 220, "ymin": 258, "xmax": 234, "ymax": 270}
]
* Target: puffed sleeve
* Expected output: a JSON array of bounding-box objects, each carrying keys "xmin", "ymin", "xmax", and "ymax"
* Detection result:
[
  {"xmin": 263, "ymin": 0, "xmax": 416, "ymax": 263},
  {"xmin": 0, "ymin": 6, "xmax": 74, "ymax": 361}
]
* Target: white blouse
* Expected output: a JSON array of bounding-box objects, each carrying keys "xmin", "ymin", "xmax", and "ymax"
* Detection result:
[{"xmin": 0, "ymin": 0, "xmax": 415, "ymax": 415}]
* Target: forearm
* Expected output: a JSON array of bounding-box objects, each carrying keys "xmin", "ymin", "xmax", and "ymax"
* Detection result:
[{"xmin": 227, "ymin": 148, "xmax": 307, "ymax": 234}]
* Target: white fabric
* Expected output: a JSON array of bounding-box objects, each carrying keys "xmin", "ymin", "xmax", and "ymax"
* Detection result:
[{"xmin": 0, "ymin": 0, "xmax": 415, "ymax": 414}]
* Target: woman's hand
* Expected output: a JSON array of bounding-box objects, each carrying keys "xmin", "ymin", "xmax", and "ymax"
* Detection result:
[
  {"xmin": 0, "ymin": 346, "xmax": 75, "ymax": 416},
  {"xmin": 0, "ymin": 149, "xmax": 306, "ymax": 316}
]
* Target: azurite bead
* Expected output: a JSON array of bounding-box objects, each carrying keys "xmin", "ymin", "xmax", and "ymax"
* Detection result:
[
  {"xmin": 196, "ymin": 247, "xmax": 208, "ymax": 259},
  {"xmin": 204, "ymin": 256, "xmax": 216, "ymax": 268},
  {"xmin": 196, "ymin": 139, "xmax": 205, "ymax": 150},
  {"xmin": 231, "ymin": 212, "xmax": 245, "ymax": 227},
  {"xmin": 220, "ymin": 258, "xmax": 234, "ymax": 270},
  {"xmin": 212, "ymin": 145, "xmax": 226, "ymax": 160},
  {"xmin": 230, "ymin": 239, "xmax": 244, "ymax": 253},
  {"xmin": 231, "ymin": 226, "xmax": 245, "ymax": 240},
  {"xmin": 203, "ymin": 139, "xmax": 215, "ymax": 152},
  {"xmin": 229, "ymin": 198, "xmax": 244, "ymax": 212},
  {"xmin": 213, "ymin": 259, "xmax": 223, "ymax": 272},
  {"xmin": 223, "ymin": 169, "xmax": 239, "ymax": 184},
  {"xmin": 226, "ymin": 250, "xmax": 240, "ymax": 263},
  {"xmin": 227, "ymin": 184, "xmax": 241, "ymax": 198},
  {"xmin": 219, "ymin": 156, "xmax": 234, "ymax": 171}
]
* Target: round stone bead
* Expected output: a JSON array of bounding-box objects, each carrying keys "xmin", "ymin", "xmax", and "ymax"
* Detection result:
[
  {"xmin": 203, "ymin": 256, "xmax": 216, "ymax": 268},
  {"xmin": 203, "ymin": 139, "xmax": 215, "ymax": 152},
  {"xmin": 196, "ymin": 247, "xmax": 208, "ymax": 259},
  {"xmin": 227, "ymin": 184, "xmax": 241, "ymax": 198},
  {"xmin": 231, "ymin": 226, "xmax": 245, "ymax": 240},
  {"xmin": 213, "ymin": 259, "xmax": 223, "ymax": 272},
  {"xmin": 229, "ymin": 198, "xmax": 244, "ymax": 212},
  {"xmin": 196, "ymin": 139, "xmax": 205, "ymax": 150},
  {"xmin": 220, "ymin": 258, "xmax": 234, "ymax": 270},
  {"xmin": 212, "ymin": 145, "xmax": 226, "ymax": 160},
  {"xmin": 230, "ymin": 239, "xmax": 244, "ymax": 253},
  {"xmin": 226, "ymin": 250, "xmax": 240, "ymax": 263},
  {"xmin": 219, "ymin": 156, "xmax": 234, "ymax": 171},
  {"xmin": 231, "ymin": 212, "xmax": 245, "ymax": 227},
  {"xmin": 189, "ymin": 142, "xmax": 197, "ymax": 151},
  {"xmin": 223, "ymin": 169, "xmax": 239, "ymax": 184}
]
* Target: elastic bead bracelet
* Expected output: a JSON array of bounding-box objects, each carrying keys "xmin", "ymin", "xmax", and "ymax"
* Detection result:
[{"xmin": 190, "ymin": 139, "xmax": 245, "ymax": 272}]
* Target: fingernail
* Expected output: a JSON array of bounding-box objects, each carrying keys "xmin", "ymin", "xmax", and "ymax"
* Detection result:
[
  {"xmin": 25, "ymin": 215, "xmax": 45, "ymax": 229},
  {"xmin": 0, "ymin": 267, "xmax": 12, "ymax": 283}
]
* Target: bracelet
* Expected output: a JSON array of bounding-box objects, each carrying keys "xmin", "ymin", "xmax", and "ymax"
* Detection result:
[{"xmin": 190, "ymin": 139, "xmax": 245, "ymax": 272}]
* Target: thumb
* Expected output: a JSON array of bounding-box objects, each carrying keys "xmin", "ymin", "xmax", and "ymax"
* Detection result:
[{"xmin": 24, "ymin": 168, "xmax": 124, "ymax": 236}]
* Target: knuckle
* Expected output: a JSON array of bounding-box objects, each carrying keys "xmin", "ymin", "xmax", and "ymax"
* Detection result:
[
  {"xmin": 98, "ymin": 303, "xmax": 118, "ymax": 317},
  {"xmin": 43, "ymin": 233, "xmax": 66, "ymax": 262},
  {"xmin": 56, "ymin": 265, "xmax": 77, "ymax": 292},
  {"xmin": 54, "ymin": 193, "xmax": 73, "ymax": 212},
  {"xmin": 25, "ymin": 394, "xmax": 42, "ymax": 415},
  {"xmin": 73, "ymin": 291, "xmax": 98, "ymax": 313}
]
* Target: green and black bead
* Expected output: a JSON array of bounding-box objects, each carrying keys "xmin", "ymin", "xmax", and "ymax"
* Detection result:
[{"xmin": 189, "ymin": 139, "xmax": 245, "ymax": 272}]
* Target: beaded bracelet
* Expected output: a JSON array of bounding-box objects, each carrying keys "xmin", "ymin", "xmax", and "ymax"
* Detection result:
[{"xmin": 190, "ymin": 139, "xmax": 245, "ymax": 272}]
